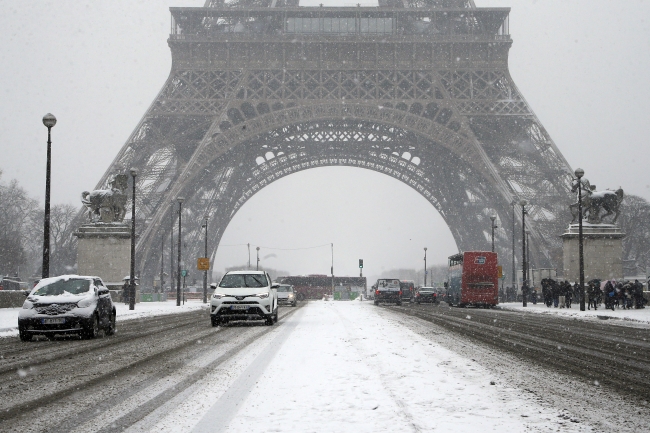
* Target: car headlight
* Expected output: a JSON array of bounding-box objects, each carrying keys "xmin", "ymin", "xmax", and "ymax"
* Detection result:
[
  {"xmin": 22, "ymin": 300, "xmax": 33, "ymax": 309},
  {"xmin": 77, "ymin": 297, "xmax": 95, "ymax": 308},
  {"xmin": 288, "ymin": 293, "xmax": 294, "ymax": 298},
  {"xmin": 213, "ymin": 293, "xmax": 224, "ymax": 299},
  {"xmin": 256, "ymin": 292, "xmax": 269, "ymax": 299}
]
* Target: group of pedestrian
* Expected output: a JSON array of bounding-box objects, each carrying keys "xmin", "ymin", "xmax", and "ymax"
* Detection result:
[
  {"xmin": 599, "ymin": 279, "xmax": 646, "ymax": 311},
  {"xmin": 540, "ymin": 278, "xmax": 575, "ymax": 308}
]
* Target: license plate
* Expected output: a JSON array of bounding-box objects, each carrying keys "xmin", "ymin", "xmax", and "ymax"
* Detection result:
[
  {"xmin": 42, "ymin": 318, "xmax": 65, "ymax": 325},
  {"xmin": 231, "ymin": 305, "xmax": 249, "ymax": 310}
]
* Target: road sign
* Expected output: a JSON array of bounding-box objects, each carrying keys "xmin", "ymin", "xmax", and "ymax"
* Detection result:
[
  {"xmin": 359, "ymin": 259, "xmax": 363, "ymax": 269},
  {"xmin": 181, "ymin": 269, "xmax": 188, "ymax": 277},
  {"xmin": 497, "ymin": 265, "xmax": 503, "ymax": 279},
  {"xmin": 197, "ymin": 257, "xmax": 210, "ymax": 271}
]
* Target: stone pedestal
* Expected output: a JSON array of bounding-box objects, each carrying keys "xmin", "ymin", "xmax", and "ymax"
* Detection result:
[
  {"xmin": 74, "ymin": 223, "xmax": 131, "ymax": 288},
  {"xmin": 561, "ymin": 223, "xmax": 625, "ymax": 282}
]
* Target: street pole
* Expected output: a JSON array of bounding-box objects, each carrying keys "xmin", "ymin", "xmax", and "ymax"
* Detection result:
[
  {"xmin": 176, "ymin": 197, "xmax": 184, "ymax": 306},
  {"xmin": 42, "ymin": 113, "xmax": 56, "ymax": 279},
  {"xmin": 512, "ymin": 200, "xmax": 518, "ymax": 290},
  {"xmin": 203, "ymin": 216, "xmax": 208, "ymax": 304},
  {"xmin": 331, "ymin": 243, "xmax": 334, "ymax": 298},
  {"xmin": 256, "ymin": 246, "xmax": 260, "ymax": 271},
  {"xmin": 129, "ymin": 169, "xmax": 137, "ymax": 310},
  {"xmin": 526, "ymin": 230, "xmax": 532, "ymax": 289},
  {"xmin": 170, "ymin": 203, "xmax": 174, "ymax": 297},
  {"xmin": 248, "ymin": 243, "xmax": 251, "ymax": 269},
  {"xmin": 490, "ymin": 216, "xmax": 497, "ymax": 253},
  {"xmin": 575, "ymin": 168, "xmax": 586, "ymax": 311},
  {"xmin": 424, "ymin": 247, "xmax": 428, "ymax": 286},
  {"xmin": 520, "ymin": 200, "xmax": 528, "ymax": 307},
  {"xmin": 160, "ymin": 232, "xmax": 164, "ymax": 296}
]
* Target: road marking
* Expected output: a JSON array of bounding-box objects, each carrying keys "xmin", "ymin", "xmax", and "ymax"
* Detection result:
[{"xmin": 191, "ymin": 308, "xmax": 303, "ymax": 433}]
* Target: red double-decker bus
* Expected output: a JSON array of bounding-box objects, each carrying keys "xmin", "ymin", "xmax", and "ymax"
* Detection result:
[{"xmin": 446, "ymin": 251, "xmax": 498, "ymax": 308}]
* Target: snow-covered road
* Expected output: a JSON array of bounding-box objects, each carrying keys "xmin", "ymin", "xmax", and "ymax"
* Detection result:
[{"xmin": 145, "ymin": 301, "xmax": 587, "ymax": 433}]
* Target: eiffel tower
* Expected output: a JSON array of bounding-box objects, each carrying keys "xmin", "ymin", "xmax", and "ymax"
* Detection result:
[{"xmin": 73, "ymin": 0, "xmax": 574, "ymax": 287}]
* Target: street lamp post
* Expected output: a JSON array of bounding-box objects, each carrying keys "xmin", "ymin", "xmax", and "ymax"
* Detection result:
[
  {"xmin": 248, "ymin": 243, "xmax": 251, "ymax": 269},
  {"xmin": 256, "ymin": 246, "xmax": 260, "ymax": 271},
  {"xmin": 176, "ymin": 197, "xmax": 184, "ymax": 307},
  {"xmin": 331, "ymin": 243, "xmax": 334, "ymax": 298},
  {"xmin": 160, "ymin": 232, "xmax": 164, "ymax": 296},
  {"xmin": 41, "ymin": 113, "xmax": 56, "ymax": 279},
  {"xmin": 490, "ymin": 216, "xmax": 498, "ymax": 253},
  {"xmin": 202, "ymin": 216, "xmax": 208, "ymax": 304},
  {"xmin": 170, "ymin": 203, "xmax": 175, "ymax": 297},
  {"xmin": 526, "ymin": 230, "xmax": 532, "ymax": 289},
  {"xmin": 511, "ymin": 200, "xmax": 517, "ymax": 290},
  {"xmin": 424, "ymin": 247, "xmax": 428, "ymax": 286},
  {"xmin": 520, "ymin": 200, "xmax": 528, "ymax": 307},
  {"xmin": 575, "ymin": 168, "xmax": 586, "ymax": 311},
  {"xmin": 129, "ymin": 168, "xmax": 137, "ymax": 310}
]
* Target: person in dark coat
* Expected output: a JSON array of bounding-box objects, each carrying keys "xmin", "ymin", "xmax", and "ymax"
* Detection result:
[
  {"xmin": 634, "ymin": 280, "xmax": 645, "ymax": 309},
  {"xmin": 552, "ymin": 280, "xmax": 561, "ymax": 308},
  {"xmin": 563, "ymin": 281, "xmax": 573, "ymax": 308},
  {"xmin": 603, "ymin": 280, "xmax": 615, "ymax": 311}
]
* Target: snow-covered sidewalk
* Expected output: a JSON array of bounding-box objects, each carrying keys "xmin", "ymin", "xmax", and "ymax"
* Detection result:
[
  {"xmin": 0, "ymin": 300, "xmax": 208, "ymax": 337},
  {"xmin": 497, "ymin": 301, "xmax": 650, "ymax": 326},
  {"xmin": 151, "ymin": 301, "xmax": 588, "ymax": 433}
]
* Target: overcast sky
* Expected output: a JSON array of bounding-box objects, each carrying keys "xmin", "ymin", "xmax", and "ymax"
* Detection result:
[{"xmin": 1, "ymin": 0, "xmax": 649, "ymax": 282}]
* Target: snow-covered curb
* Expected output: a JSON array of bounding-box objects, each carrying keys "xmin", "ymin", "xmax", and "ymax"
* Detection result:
[
  {"xmin": 0, "ymin": 300, "xmax": 208, "ymax": 337},
  {"xmin": 496, "ymin": 302, "xmax": 650, "ymax": 326}
]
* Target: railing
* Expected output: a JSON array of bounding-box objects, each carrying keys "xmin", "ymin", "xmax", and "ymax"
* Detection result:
[{"xmin": 169, "ymin": 32, "xmax": 510, "ymax": 42}]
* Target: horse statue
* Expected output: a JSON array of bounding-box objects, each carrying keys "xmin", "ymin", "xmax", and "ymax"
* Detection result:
[
  {"xmin": 570, "ymin": 177, "xmax": 624, "ymax": 224},
  {"xmin": 81, "ymin": 173, "xmax": 129, "ymax": 223}
]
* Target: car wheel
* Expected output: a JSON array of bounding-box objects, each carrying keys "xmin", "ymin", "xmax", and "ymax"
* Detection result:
[
  {"xmin": 211, "ymin": 316, "xmax": 220, "ymax": 327},
  {"xmin": 18, "ymin": 325, "xmax": 32, "ymax": 342},
  {"xmin": 292, "ymin": 302, "xmax": 297, "ymax": 307},
  {"xmin": 374, "ymin": 300, "xmax": 379, "ymax": 306},
  {"xmin": 105, "ymin": 311, "xmax": 116, "ymax": 336},
  {"xmin": 396, "ymin": 301, "xmax": 402, "ymax": 306},
  {"xmin": 265, "ymin": 315, "xmax": 274, "ymax": 326},
  {"xmin": 83, "ymin": 314, "xmax": 100, "ymax": 339}
]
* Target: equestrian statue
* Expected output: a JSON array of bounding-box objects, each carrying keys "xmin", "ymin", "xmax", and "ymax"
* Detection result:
[
  {"xmin": 570, "ymin": 177, "xmax": 624, "ymax": 224},
  {"xmin": 81, "ymin": 173, "xmax": 129, "ymax": 223}
]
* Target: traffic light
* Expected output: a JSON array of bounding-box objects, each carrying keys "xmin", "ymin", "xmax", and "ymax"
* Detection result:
[{"xmin": 359, "ymin": 259, "xmax": 363, "ymax": 268}]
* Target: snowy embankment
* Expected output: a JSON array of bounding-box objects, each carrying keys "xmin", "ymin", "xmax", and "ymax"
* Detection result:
[
  {"xmin": 497, "ymin": 302, "xmax": 650, "ymax": 326},
  {"xmin": 0, "ymin": 300, "xmax": 208, "ymax": 337},
  {"xmin": 146, "ymin": 301, "xmax": 588, "ymax": 433}
]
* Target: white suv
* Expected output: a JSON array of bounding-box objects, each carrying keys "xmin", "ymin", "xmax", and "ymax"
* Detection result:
[{"xmin": 210, "ymin": 271, "xmax": 278, "ymax": 326}]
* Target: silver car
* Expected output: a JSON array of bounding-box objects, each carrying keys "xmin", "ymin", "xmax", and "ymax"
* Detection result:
[{"xmin": 276, "ymin": 284, "xmax": 297, "ymax": 307}]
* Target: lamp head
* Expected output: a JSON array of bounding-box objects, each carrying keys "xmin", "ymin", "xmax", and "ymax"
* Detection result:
[
  {"xmin": 42, "ymin": 113, "xmax": 57, "ymax": 128},
  {"xmin": 177, "ymin": 197, "xmax": 184, "ymax": 204},
  {"xmin": 490, "ymin": 216, "xmax": 496, "ymax": 222},
  {"xmin": 519, "ymin": 200, "xmax": 528, "ymax": 207},
  {"xmin": 574, "ymin": 168, "xmax": 584, "ymax": 179},
  {"xmin": 256, "ymin": 246, "xmax": 260, "ymax": 251},
  {"xmin": 129, "ymin": 168, "xmax": 137, "ymax": 177},
  {"xmin": 424, "ymin": 247, "xmax": 427, "ymax": 251}
]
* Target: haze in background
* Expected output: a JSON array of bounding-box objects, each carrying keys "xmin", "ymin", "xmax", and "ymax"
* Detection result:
[{"xmin": 1, "ymin": 1, "xmax": 649, "ymax": 282}]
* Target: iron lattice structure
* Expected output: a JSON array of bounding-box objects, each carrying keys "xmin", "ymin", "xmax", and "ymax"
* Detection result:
[{"xmin": 70, "ymin": 0, "xmax": 575, "ymax": 287}]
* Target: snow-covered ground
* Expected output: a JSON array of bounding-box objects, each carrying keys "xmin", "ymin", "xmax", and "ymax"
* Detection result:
[
  {"xmin": 498, "ymin": 301, "xmax": 650, "ymax": 326},
  {"xmin": 141, "ymin": 301, "xmax": 588, "ymax": 433},
  {"xmin": 0, "ymin": 300, "xmax": 208, "ymax": 337}
]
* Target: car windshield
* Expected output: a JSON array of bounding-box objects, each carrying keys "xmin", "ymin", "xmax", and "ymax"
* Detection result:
[
  {"xmin": 277, "ymin": 286, "xmax": 293, "ymax": 292},
  {"xmin": 219, "ymin": 274, "xmax": 268, "ymax": 288},
  {"xmin": 33, "ymin": 278, "xmax": 91, "ymax": 296}
]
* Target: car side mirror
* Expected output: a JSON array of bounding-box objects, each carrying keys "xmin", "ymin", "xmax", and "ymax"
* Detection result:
[
  {"xmin": 271, "ymin": 284, "xmax": 280, "ymax": 289},
  {"xmin": 23, "ymin": 290, "xmax": 29, "ymax": 297},
  {"xmin": 98, "ymin": 288, "xmax": 109, "ymax": 295}
]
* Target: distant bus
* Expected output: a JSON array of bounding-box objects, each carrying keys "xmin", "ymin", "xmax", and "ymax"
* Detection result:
[
  {"xmin": 276, "ymin": 275, "xmax": 366, "ymax": 301},
  {"xmin": 447, "ymin": 252, "xmax": 498, "ymax": 308}
]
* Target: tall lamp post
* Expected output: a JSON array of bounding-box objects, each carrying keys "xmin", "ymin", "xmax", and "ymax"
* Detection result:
[
  {"xmin": 490, "ymin": 216, "xmax": 498, "ymax": 253},
  {"xmin": 511, "ymin": 200, "xmax": 517, "ymax": 290},
  {"xmin": 170, "ymin": 203, "xmax": 175, "ymax": 297},
  {"xmin": 176, "ymin": 197, "xmax": 184, "ymax": 306},
  {"xmin": 526, "ymin": 230, "xmax": 532, "ymax": 289},
  {"xmin": 424, "ymin": 247, "xmax": 428, "ymax": 286},
  {"xmin": 331, "ymin": 243, "xmax": 334, "ymax": 297},
  {"xmin": 520, "ymin": 200, "xmax": 528, "ymax": 307},
  {"xmin": 256, "ymin": 246, "xmax": 260, "ymax": 270},
  {"xmin": 41, "ymin": 113, "xmax": 56, "ymax": 279},
  {"xmin": 160, "ymin": 232, "xmax": 164, "ymax": 296},
  {"xmin": 575, "ymin": 168, "xmax": 586, "ymax": 311},
  {"xmin": 129, "ymin": 169, "xmax": 137, "ymax": 310},
  {"xmin": 202, "ymin": 215, "xmax": 208, "ymax": 304}
]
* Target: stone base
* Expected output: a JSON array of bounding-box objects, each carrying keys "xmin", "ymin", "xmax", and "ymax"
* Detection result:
[
  {"xmin": 74, "ymin": 223, "xmax": 131, "ymax": 286},
  {"xmin": 561, "ymin": 223, "xmax": 625, "ymax": 282}
]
